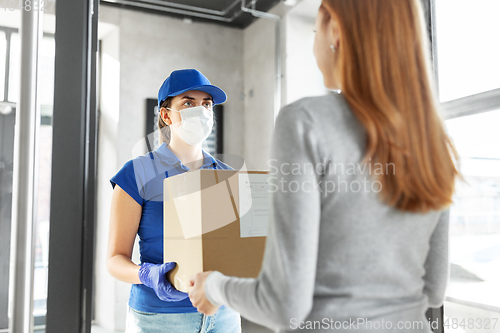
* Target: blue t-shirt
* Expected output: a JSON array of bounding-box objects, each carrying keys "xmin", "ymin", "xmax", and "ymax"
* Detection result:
[{"xmin": 109, "ymin": 142, "xmax": 234, "ymax": 313}]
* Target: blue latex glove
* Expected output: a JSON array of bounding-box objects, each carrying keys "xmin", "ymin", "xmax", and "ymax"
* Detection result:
[{"xmin": 138, "ymin": 262, "xmax": 189, "ymax": 302}]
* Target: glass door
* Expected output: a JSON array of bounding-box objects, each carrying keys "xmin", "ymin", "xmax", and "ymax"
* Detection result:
[
  {"xmin": 1, "ymin": 0, "xmax": 99, "ymax": 331},
  {"xmin": 0, "ymin": 6, "xmax": 56, "ymax": 332}
]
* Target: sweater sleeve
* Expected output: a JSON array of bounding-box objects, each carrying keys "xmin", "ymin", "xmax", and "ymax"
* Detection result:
[
  {"xmin": 422, "ymin": 209, "xmax": 450, "ymax": 307},
  {"xmin": 204, "ymin": 104, "xmax": 323, "ymax": 330}
]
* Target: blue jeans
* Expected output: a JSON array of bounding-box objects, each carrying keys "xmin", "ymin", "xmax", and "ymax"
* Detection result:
[{"xmin": 125, "ymin": 305, "xmax": 242, "ymax": 333}]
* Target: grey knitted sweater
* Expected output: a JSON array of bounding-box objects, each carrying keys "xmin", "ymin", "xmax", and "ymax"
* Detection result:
[{"xmin": 205, "ymin": 91, "xmax": 450, "ymax": 333}]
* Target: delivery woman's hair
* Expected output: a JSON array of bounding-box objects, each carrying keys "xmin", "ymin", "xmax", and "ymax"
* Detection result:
[
  {"xmin": 158, "ymin": 97, "xmax": 173, "ymax": 145},
  {"xmin": 322, "ymin": 0, "xmax": 461, "ymax": 213}
]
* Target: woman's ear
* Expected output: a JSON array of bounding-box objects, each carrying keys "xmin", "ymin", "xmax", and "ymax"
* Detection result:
[
  {"xmin": 160, "ymin": 107, "xmax": 171, "ymax": 125},
  {"xmin": 328, "ymin": 14, "xmax": 341, "ymax": 49}
]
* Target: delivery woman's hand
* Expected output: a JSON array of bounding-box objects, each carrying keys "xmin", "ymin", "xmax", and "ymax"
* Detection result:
[
  {"xmin": 138, "ymin": 262, "xmax": 189, "ymax": 301},
  {"xmin": 189, "ymin": 271, "xmax": 220, "ymax": 315}
]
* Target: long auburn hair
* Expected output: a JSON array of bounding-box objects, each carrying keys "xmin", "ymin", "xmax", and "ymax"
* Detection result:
[{"xmin": 322, "ymin": 0, "xmax": 461, "ymax": 213}]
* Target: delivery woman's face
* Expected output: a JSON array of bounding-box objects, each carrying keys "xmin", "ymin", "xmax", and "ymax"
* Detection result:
[{"xmin": 164, "ymin": 90, "xmax": 213, "ymax": 126}]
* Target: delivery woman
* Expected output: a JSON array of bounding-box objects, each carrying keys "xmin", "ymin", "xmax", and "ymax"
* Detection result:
[
  {"xmin": 107, "ymin": 69, "xmax": 241, "ymax": 332},
  {"xmin": 189, "ymin": 1, "xmax": 460, "ymax": 332}
]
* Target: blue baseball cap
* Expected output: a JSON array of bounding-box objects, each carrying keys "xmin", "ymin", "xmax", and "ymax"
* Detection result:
[{"xmin": 157, "ymin": 69, "xmax": 227, "ymax": 108}]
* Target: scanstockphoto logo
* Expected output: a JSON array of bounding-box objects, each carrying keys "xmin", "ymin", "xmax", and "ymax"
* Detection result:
[
  {"xmin": 122, "ymin": 131, "xmax": 397, "ymax": 238},
  {"xmin": 289, "ymin": 317, "xmax": 440, "ymax": 331},
  {"xmin": 128, "ymin": 130, "xmax": 259, "ymax": 239},
  {"xmin": 267, "ymin": 158, "xmax": 396, "ymax": 197},
  {"xmin": 128, "ymin": 129, "xmax": 248, "ymax": 202}
]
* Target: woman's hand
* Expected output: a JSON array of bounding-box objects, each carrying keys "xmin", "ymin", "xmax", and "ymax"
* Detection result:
[
  {"xmin": 139, "ymin": 262, "xmax": 189, "ymax": 302},
  {"xmin": 189, "ymin": 271, "xmax": 220, "ymax": 315}
]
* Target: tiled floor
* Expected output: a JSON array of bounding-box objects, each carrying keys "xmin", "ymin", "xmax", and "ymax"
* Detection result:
[{"xmin": 91, "ymin": 318, "xmax": 273, "ymax": 333}]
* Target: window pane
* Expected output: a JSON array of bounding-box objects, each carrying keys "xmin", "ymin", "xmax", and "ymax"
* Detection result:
[
  {"xmin": 0, "ymin": 31, "xmax": 6, "ymax": 101},
  {"xmin": 33, "ymin": 121, "xmax": 52, "ymax": 323},
  {"xmin": 39, "ymin": 36, "xmax": 55, "ymax": 106},
  {"xmin": 0, "ymin": 105, "xmax": 15, "ymax": 331},
  {"xmin": 8, "ymin": 33, "xmax": 19, "ymax": 103},
  {"xmin": 1, "ymin": 15, "xmax": 54, "ymax": 333},
  {"xmin": 444, "ymin": 109, "xmax": 500, "ymax": 329},
  {"xmin": 33, "ymin": 36, "xmax": 55, "ymax": 327},
  {"xmin": 436, "ymin": 0, "xmax": 500, "ymax": 102}
]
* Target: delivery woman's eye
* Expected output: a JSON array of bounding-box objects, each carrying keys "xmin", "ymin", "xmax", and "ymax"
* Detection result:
[
  {"xmin": 183, "ymin": 101, "xmax": 194, "ymax": 107},
  {"xmin": 203, "ymin": 102, "xmax": 212, "ymax": 109}
]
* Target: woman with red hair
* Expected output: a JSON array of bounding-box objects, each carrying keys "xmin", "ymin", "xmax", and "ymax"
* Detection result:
[{"xmin": 190, "ymin": 1, "xmax": 460, "ymax": 332}]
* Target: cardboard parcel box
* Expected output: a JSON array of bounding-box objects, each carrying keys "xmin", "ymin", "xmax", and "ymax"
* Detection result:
[{"xmin": 163, "ymin": 170, "xmax": 270, "ymax": 292}]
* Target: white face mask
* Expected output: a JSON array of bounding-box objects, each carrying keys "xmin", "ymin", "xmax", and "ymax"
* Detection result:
[{"xmin": 167, "ymin": 105, "xmax": 214, "ymax": 145}]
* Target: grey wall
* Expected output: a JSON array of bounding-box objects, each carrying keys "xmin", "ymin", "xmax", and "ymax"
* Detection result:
[
  {"xmin": 241, "ymin": 0, "xmax": 328, "ymax": 171},
  {"xmin": 95, "ymin": 19, "xmax": 124, "ymax": 331},
  {"xmin": 242, "ymin": 12, "xmax": 278, "ymax": 171}
]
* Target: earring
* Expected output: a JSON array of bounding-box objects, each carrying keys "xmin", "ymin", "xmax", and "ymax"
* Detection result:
[{"xmin": 330, "ymin": 44, "xmax": 337, "ymax": 53}]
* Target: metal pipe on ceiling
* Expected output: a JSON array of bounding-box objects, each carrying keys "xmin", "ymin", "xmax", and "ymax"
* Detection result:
[
  {"xmin": 242, "ymin": 0, "xmax": 280, "ymax": 21},
  {"xmin": 103, "ymin": 0, "xmax": 244, "ymax": 22},
  {"xmin": 134, "ymin": 0, "xmax": 241, "ymax": 16}
]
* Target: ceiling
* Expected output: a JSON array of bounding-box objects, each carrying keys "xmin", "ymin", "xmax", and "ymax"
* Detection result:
[
  {"xmin": 100, "ymin": 0, "xmax": 283, "ymax": 29},
  {"xmin": 288, "ymin": 0, "xmax": 319, "ymax": 19}
]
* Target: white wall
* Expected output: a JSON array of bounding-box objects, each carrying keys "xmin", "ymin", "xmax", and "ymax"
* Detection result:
[
  {"xmin": 95, "ymin": 21, "xmax": 126, "ymax": 331},
  {"xmin": 285, "ymin": 0, "xmax": 328, "ymax": 105}
]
